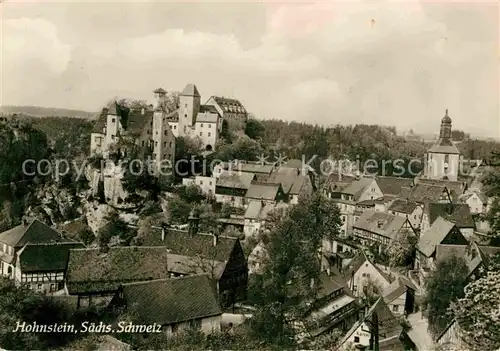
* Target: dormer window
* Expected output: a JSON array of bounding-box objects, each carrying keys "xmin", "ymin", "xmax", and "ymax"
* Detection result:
[{"xmin": 111, "ymin": 118, "xmax": 116, "ymax": 123}]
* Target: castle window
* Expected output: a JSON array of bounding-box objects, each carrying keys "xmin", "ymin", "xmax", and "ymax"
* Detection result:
[
  {"xmin": 173, "ymin": 125, "xmax": 177, "ymax": 129},
  {"xmin": 208, "ymin": 124, "xmax": 211, "ymax": 128},
  {"xmin": 111, "ymin": 118, "xmax": 116, "ymax": 123},
  {"xmin": 168, "ymin": 154, "xmax": 171, "ymax": 159},
  {"xmin": 155, "ymin": 141, "xmax": 158, "ymax": 146},
  {"xmin": 200, "ymin": 132, "xmax": 203, "ymax": 136},
  {"xmin": 185, "ymin": 104, "xmax": 187, "ymax": 108},
  {"xmin": 163, "ymin": 154, "xmax": 166, "ymax": 159},
  {"xmin": 208, "ymin": 132, "xmax": 211, "ymax": 137},
  {"xmin": 142, "ymin": 141, "xmax": 145, "ymax": 147},
  {"xmin": 150, "ymin": 121, "xmax": 153, "ymax": 126},
  {"xmin": 201, "ymin": 124, "xmax": 204, "ymax": 128},
  {"xmin": 147, "ymin": 130, "xmax": 151, "ymax": 134},
  {"xmin": 445, "ymin": 155, "xmax": 449, "ymax": 163},
  {"xmin": 169, "ymin": 142, "xmax": 172, "ymax": 147},
  {"xmin": 153, "ymin": 153, "xmax": 156, "ymax": 158},
  {"xmin": 185, "ymin": 114, "xmax": 187, "ymax": 118},
  {"xmin": 164, "ymin": 131, "xmax": 167, "ymax": 136},
  {"xmin": 156, "ymin": 131, "xmax": 158, "ymax": 135}
]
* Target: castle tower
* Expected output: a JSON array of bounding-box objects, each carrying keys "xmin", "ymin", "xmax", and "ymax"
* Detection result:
[
  {"xmin": 178, "ymin": 84, "xmax": 201, "ymax": 136},
  {"xmin": 105, "ymin": 101, "xmax": 120, "ymax": 150},
  {"xmin": 153, "ymin": 88, "xmax": 167, "ymax": 110},
  {"xmin": 424, "ymin": 110, "xmax": 461, "ymax": 181},
  {"xmin": 152, "ymin": 88, "xmax": 175, "ymax": 176}
]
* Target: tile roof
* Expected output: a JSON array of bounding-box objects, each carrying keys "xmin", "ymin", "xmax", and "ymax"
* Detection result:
[
  {"xmin": 388, "ymin": 199, "xmax": 418, "ymax": 214},
  {"xmin": 343, "ymin": 252, "xmax": 395, "ymax": 284},
  {"xmin": 210, "ymin": 96, "xmax": 247, "ymax": 114},
  {"xmin": 235, "ymin": 163, "xmax": 274, "ymax": 175},
  {"xmin": 245, "ymin": 182, "xmax": 281, "ymax": 200},
  {"xmin": 342, "ymin": 178, "xmax": 375, "ymax": 200},
  {"xmin": 119, "ymin": 274, "xmax": 222, "ymax": 325},
  {"xmin": 244, "ymin": 200, "xmax": 287, "ymax": 220},
  {"xmin": 376, "ymin": 176, "xmax": 414, "ymax": 196},
  {"xmin": 19, "ymin": 242, "xmax": 85, "ymax": 273},
  {"xmin": 195, "ymin": 112, "xmax": 219, "ymax": 123},
  {"xmin": 427, "ymin": 203, "xmax": 474, "ymax": 228},
  {"xmin": 66, "ymin": 246, "xmax": 171, "ymax": 294},
  {"xmin": 138, "ymin": 229, "xmax": 238, "ymax": 263},
  {"xmin": 402, "ymin": 183, "xmax": 448, "ymax": 204},
  {"xmin": 353, "ymin": 211, "xmax": 409, "ymax": 240},
  {"xmin": 383, "ymin": 283, "xmax": 407, "ymax": 304},
  {"xmin": 166, "ymin": 253, "xmax": 226, "ymax": 279},
  {"xmin": 0, "ymin": 219, "xmax": 70, "ymax": 247},
  {"xmin": 417, "ymin": 217, "xmax": 457, "ymax": 257},
  {"xmin": 266, "ymin": 168, "xmax": 309, "ymax": 195},
  {"xmin": 323, "ymin": 173, "xmax": 358, "ymax": 192},
  {"xmin": 216, "ymin": 171, "xmax": 255, "ymax": 189},
  {"xmin": 416, "ymin": 178, "xmax": 466, "ymax": 199},
  {"xmin": 180, "ymin": 84, "xmax": 201, "ymax": 97}
]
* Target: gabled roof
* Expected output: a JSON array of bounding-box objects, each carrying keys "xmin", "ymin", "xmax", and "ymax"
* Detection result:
[
  {"xmin": 388, "ymin": 199, "xmax": 418, "ymax": 214},
  {"xmin": 119, "ymin": 275, "xmax": 222, "ymax": 325},
  {"xmin": 209, "ymin": 96, "xmax": 247, "ymax": 113},
  {"xmin": 245, "ymin": 182, "xmax": 281, "ymax": 201},
  {"xmin": 216, "ymin": 171, "xmax": 255, "ymax": 190},
  {"xmin": 107, "ymin": 101, "xmax": 119, "ymax": 116},
  {"xmin": 180, "ymin": 84, "xmax": 200, "ymax": 97},
  {"xmin": 138, "ymin": 229, "xmax": 238, "ymax": 263},
  {"xmin": 341, "ymin": 178, "xmax": 374, "ymax": 200},
  {"xmin": 244, "ymin": 200, "xmax": 286, "ymax": 220},
  {"xmin": 401, "ymin": 183, "xmax": 448, "ymax": 204},
  {"xmin": 339, "ymin": 298, "xmax": 402, "ymax": 347},
  {"xmin": 0, "ymin": 219, "xmax": 69, "ymax": 247},
  {"xmin": 343, "ymin": 252, "xmax": 395, "ymax": 284},
  {"xmin": 417, "ymin": 178, "xmax": 466, "ymax": 199},
  {"xmin": 18, "ymin": 242, "xmax": 85, "ymax": 273},
  {"xmin": 376, "ymin": 176, "xmax": 414, "ymax": 196},
  {"xmin": 383, "ymin": 277, "xmax": 416, "ymax": 304},
  {"xmin": 92, "ymin": 109, "xmax": 107, "ymax": 134},
  {"xmin": 266, "ymin": 168, "xmax": 310, "ymax": 195},
  {"xmin": 417, "ymin": 217, "xmax": 458, "ymax": 257},
  {"xmin": 353, "ymin": 211, "xmax": 410, "ymax": 240},
  {"xmin": 196, "ymin": 112, "xmax": 218, "ymax": 123},
  {"xmin": 66, "ymin": 246, "xmax": 171, "ymax": 294},
  {"xmin": 199, "ymin": 105, "xmax": 219, "ymax": 115},
  {"xmin": 235, "ymin": 163, "xmax": 274, "ymax": 175},
  {"xmin": 323, "ymin": 173, "xmax": 358, "ymax": 193},
  {"xmin": 427, "ymin": 203, "xmax": 475, "ymax": 228}
]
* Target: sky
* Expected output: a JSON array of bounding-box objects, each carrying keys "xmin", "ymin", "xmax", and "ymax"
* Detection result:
[{"xmin": 1, "ymin": 0, "xmax": 499, "ymax": 137}]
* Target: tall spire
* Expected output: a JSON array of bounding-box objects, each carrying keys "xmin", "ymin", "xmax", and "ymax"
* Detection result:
[{"xmin": 439, "ymin": 109, "xmax": 452, "ymax": 142}]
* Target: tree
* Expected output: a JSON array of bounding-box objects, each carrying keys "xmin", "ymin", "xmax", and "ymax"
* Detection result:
[
  {"xmin": 175, "ymin": 136, "xmax": 203, "ymax": 159},
  {"xmin": 78, "ymin": 227, "xmax": 95, "ymax": 246},
  {"xmin": 167, "ymin": 196, "xmax": 192, "ymax": 224},
  {"xmin": 360, "ymin": 278, "xmax": 383, "ymax": 307},
  {"xmin": 98, "ymin": 212, "xmax": 136, "ymax": 246},
  {"xmin": 481, "ymin": 151, "xmax": 500, "ymax": 244},
  {"xmin": 387, "ymin": 231, "xmax": 416, "ymax": 268},
  {"xmin": 177, "ymin": 185, "xmax": 205, "ymax": 204},
  {"xmin": 451, "ymin": 254, "xmax": 500, "ymax": 350},
  {"xmin": 244, "ymin": 119, "xmax": 265, "ymax": 140},
  {"xmin": 248, "ymin": 192, "xmax": 342, "ymax": 346},
  {"xmin": 423, "ymin": 255, "xmax": 469, "ymax": 337}
]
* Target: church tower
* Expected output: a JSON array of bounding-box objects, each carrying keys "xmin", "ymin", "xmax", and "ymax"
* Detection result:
[
  {"xmin": 178, "ymin": 84, "xmax": 201, "ymax": 136},
  {"xmin": 424, "ymin": 110, "xmax": 461, "ymax": 181}
]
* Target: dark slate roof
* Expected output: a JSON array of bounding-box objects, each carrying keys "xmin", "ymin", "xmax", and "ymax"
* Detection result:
[
  {"xmin": 210, "ymin": 96, "xmax": 247, "ymax": 114},
  {"xmin": 342, "ymin": 178, "xmax": 374, "ymax": 200},
  {"xmin": 19, "ymin": 242, "xmax": 85, "ymax": 273},
  {"xmin": 180, "ymin": 84, "xmax": 201, "ymax": 97},
  {"xmin": 92, "ymin": 109, "xmax": 107, "ymax": 134},
  {"xmin": 139, "ymin": 230, "xmax": 238, "ymax": 263},
  {"xmin": 245, "ymin": 182, "xmax": 280, "ymax": 200},
  {"xmin": 388, "ymin": 199, "xmax": 418, "ymax": 214},
  {"xmin": 427, "ymin": 203, "xmax": 475, "ymax": 228},
  {"xmin": 0, "ymin": 219, "xmax": 70, "ymax": 248},
  {"xmin": 402, "ymin": 183, "xmax": 447, "ymax": 204},
  {"xmin": 267, "ymin": 168, "xmax": 309, "ymax": 195},
  {"xmin": 107, "ymin": 101, "xmax": 119, "ymax": 116},
  {"xmin": 120, "ymin": 275, "xmax": 222, "ymax": 325},
  {"xmin": 353, "ymin": 211, "xmax": 409, "ymax": 240},
  {"xmin": 124, "ymin": 109, "xmax": 153, "ymax": 135},
  {"xmin": 376, "ymin": 176, "xmax": 414, "ymax": 196},
  {"xmin": 66, "ymin": 246, "xmax": 171, "ymax": 294}
]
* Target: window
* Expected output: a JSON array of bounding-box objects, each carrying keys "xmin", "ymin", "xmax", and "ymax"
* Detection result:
[
  {"xmin": 185, "ymin": 114, "xmax": 187, "ymax": 118},
  {"xmin": 354, "ymin": 336, "xmax": 360, "ymax": 343},
  {"xmin": 414, "ymin": 214, "xmax": 417, "ymax": 219},
  {"xmin": 190, "ymin": 319, "xmax": 202, "ymax": 330},
  {"xmin": 142, "ymin": 141, "xmax": 145, "ymax": 147},
  {"xmin": 147, "ymin": 129, "xmax": 151, "ymax": 134},
  {"xmin": 209, "ymin": 181, "xmax": 212, "ymax": 186},
  {"xmin": 169, "ymin": 142, "xmax": 172, "ymax": 147},
  {"xmin": 174, "ymin": 125, "xmax": 177, "ymax": 129},
  {"xmin": 153, "ymin": 153, "xmax": 156, "ymax": 158},
  {"xmin": 49, "ymin": 284, "xmax": 56, "ymax": 292},
  {"xmin": 208, "ymin": 123, "xmax": 211, "ymax": 128},
  {"xmin": 163, "ymin": 154, "xmax": 166, "ymax": 159},
  {"xmin": 164, "ymin": 142, "xmax": 167, "ymax": 147},
  {"xmin": 200, "ymin": 180, "xmax": 203, "ymax": 185},
  {"xmin": 185, "ymin": 104, "xmax": 188, "ymax": 108},
  {"xmin": 156, "ymin": 130, "xmax": 158, "ymax": 135},
  {"xmin": 111, "ymin": 118, "xmax": 116, "ymax": 123},
  {"xmin": 200, "ymin": 132, "xmax": 203, "ymax": 136},
  {"xmin": 155, "ymin": 141, "xmax": 158, "ymax": 146},
  {"xmin": 168, "ymin": 154, "xmax": 171, "ymax": 159},
  {"xmin": 208, "ymin": 132, "xmax": 211, "ymax": 137},
  {"xmin": 37, "ymin": 284, "xmax": 42, "ymax": 291},
  {"xmin": 200, "ymin": 123, "xmax": 204, "ymax": 128},
  {"xmin": 164, "ymin": 131, "xmax": 167, "ymax": 136}
]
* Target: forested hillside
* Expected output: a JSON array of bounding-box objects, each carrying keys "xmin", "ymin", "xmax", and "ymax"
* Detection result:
[{"xmin": 0, "ymin": 105, "xmax": 96, "ymax": 119}]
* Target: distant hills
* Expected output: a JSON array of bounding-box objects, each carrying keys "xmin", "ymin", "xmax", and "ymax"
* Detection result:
[{"xmin": 0, "ymin": 105, "xmax": 97, "ymax": 119}]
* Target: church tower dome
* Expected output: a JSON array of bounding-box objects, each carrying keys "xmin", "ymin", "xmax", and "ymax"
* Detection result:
[
  {"xmin": 441, "ymin": 109, "xmax": 452, "ymax": 124},
  {"xmin": 439, "ymin": 109, "xmax": 452, "ymax": 141}
]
